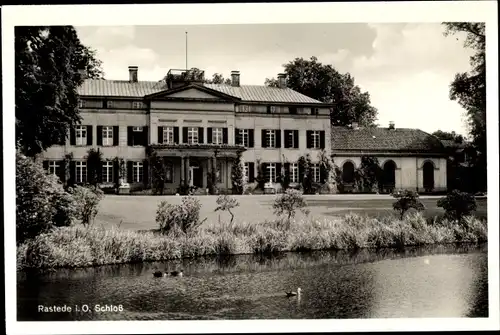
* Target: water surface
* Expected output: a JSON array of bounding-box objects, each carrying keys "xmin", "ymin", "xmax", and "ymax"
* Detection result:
[{"xmin": 17, "ymin": 244, "xmax": 488, "ymax": 320}]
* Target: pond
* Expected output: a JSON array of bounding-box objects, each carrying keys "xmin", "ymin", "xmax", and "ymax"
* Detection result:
[{"xmin": 17, "ymin": 244, "xmax": 488, "ymax": 321}]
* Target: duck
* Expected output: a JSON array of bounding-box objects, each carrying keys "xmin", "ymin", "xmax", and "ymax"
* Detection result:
[
  {"xmin": 152, "ymin": 270, "xmax": 164, "ymax": 278},
  {"xmin": 285, "ymin": 288, "xmax": 302, "ymax": 298},
  {"xmin": 169, "ymin": 269, "xmax": 183, "ymax": 277}
]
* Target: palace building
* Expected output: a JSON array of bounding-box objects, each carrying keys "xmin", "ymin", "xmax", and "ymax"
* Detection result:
[{"xmin": 40, "ymin": 66, "xmax": 332, "ymax": 194}]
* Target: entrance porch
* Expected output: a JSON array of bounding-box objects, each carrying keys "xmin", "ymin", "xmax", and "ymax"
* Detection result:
[{"xmin": 149, "ymin": 144, "xmax": 245, "ymax": 194}]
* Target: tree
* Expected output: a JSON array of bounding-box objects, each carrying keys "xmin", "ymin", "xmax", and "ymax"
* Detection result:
[
  {"xmin": 355, "ymin": 156, "xmax": 383, "ymax": 193},
  {"xmin": 205, "ymin": 73, "xmax": 232, "ymax": 85},
  {"xmin": 432, "ymin": 130, "xmax": 465, "ymax": 143},
  {"xmin": 15, "ymin": 26, "xmax": 104, "ymax": 157},
  {"xmin": 265, "ymin": 56, "xmax": 378, "ymax": 126},
  {"xmin": 443, "ymin": 23, "xmax": 486, "ymax": 192},
  {"xmin": 392, "ymin": 190, "xmax": 425, "ymax": 220},
  {"xmin": 85, "ymin": 148, "xmax": 103, "ymax": 186},
  {"xmin": 298, "ymin": 154, "xmax": 314, "ymax": 194}
]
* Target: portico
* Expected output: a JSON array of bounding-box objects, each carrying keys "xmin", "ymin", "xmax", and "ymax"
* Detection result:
[{"xmin": 149, "ymin": 143, "xmax": 245, "ymax": 193}]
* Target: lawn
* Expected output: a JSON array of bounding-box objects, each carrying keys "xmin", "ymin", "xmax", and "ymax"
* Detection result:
[{"xmin": 94, "ymin": 194, "xmax": 488, "ymax": 231}]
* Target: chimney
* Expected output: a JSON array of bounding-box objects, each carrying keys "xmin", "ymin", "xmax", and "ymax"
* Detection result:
[
  {"xmin": 78, "ymin": 68, "xmax": 87, "ymax": 80},
  {"xmin": 231, "ymin": 71, "xmax": 240, "ymax": 87},
  {"xmin": 277, "ymin": 73, "xmax": 287, "ymax": 88},
  {"xmin": 389, "ymin": 121, "xmax": 395, "ymax": 130},
  {"xmin": 351, "ymin": 122, "xmax": 359, "ymax": 130},
  {"xmin": 129, "ymin": 66, "xmax": 138, "ymax": 83}
]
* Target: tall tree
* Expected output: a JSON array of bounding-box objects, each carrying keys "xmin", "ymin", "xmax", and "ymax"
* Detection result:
[
  {"xmin": 443, "ymin": 22, "xmax": 486, "ymax": 191},
  {"xmin": 205, "ymin": 72, "xmax": 232, "ymax": 85},
  {"xmin": 16, "ymin": 26, "xmax": 104, "ymax": 157},
  {"xmin": 432, "ymin": 130, "xmax": 465, "ymax": 143},
  {"xmin": 265, "ymin": 56, "xmax": 378, "ymax": 126}
]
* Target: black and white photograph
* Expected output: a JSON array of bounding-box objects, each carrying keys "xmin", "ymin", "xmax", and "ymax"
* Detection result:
[{"xmin": 3, "ymin": 1, "xmax": 499, "ymax": 334}]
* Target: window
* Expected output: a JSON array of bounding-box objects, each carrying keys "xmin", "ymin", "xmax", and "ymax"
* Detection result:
[
  {"xmin": 311, "ymin": 131, "xmax": 320, "ymax": 149},
  {"xmin": 163, "ymin": 127, "xmax": 174, "ymax": 144},
  {"xmin": 285, "ymin": 130, "xmax": 298, "ymax": 149},
  {"xmin": 290, "ymin": 163, "xmax": 299, "ymax": 183},
  {"xmin": 76, "ymin": 126, "xmax": 87, "ymax": 146},
  {"xmin": 311, "ymin": 108, "xmax": 319, "ymax": 115},
  {"xmin": 312, "ymin": 164, "xmax": 320, "ymax": 183},
  {"xmin": 76, "ymin": 161, "xmax": 87, "ymax": 184},
  {"xmin": 188, "ymin": 127, "xmax": 198, "ymax": 144},
  {"xmin": 133, "ymin": 126, "xmax": 143, "ymax": 132},
  {"xmin": 106, "ymin": 101, "xmax": 113, "ymax": 109},
  {"xmin": 265, "ymin": 163, "xmax": 277, "ymax": 183},
  {"xmin": 166, "ymin": 163, "xmax": 173, "ymax": 183},
  {"xmin": 102, "ymin": 161, "xmax": 113, "ymax": 183},
  {"xmin": 102, "ymin": 126, "xmax": 113, "ymax": 146},
  {"xmin": 78, "ymin": 100, "xmax": 86, "ymax": 109},
  {"xmin": 267, "ymin": 105, "xmax": 276, "ymax": 114},
  {"xmin": 212, "ymin": 127, "xmax": 223, "ymax": 145},
  {"xmin": 242, "ymin": 105, "xmax": 250, "ymax": 113},
  {"xmin": 132, "ymin": 101, "xmax": 142, "ymax": 109},
  {"xmin": 266, "ymin": 130, "xmax": 275, "ymax": 148},
  {"xmin": 129, "ymin": 126, "xmax": 145, "ymax": 146},
  {"xmin": 46, "ymin": 161, "xmax": 60, "ymax": 176},
  {"xmin": 289, "ymin": 107, "xmax": 297, "ymax": 115},
  {"xmin": 132, "ymin": 162, "xmax": 143, "ymax": 183},
  {"xmin": 238, "ymin": 129, "xmax": 249, "ymax": 147}
]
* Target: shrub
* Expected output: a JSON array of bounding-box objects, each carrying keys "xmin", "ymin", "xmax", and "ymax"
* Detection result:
[
  {"xmin": 255, "ymin": 159, "xmax": 266, "ymax": 191},
  {"xmin": 214, "ymin": 194, "xmax": 239, "ymax": 224},
  {"xmin": 69, "ymin": 185, "xmax": 104, "ymax": 226},
  {"xmin": 437, "ymin": 190, "xmax": 477, "ymax": 221},
  {"xmin": 273, "ymin": 189, "xmax": 310, "ymax": 222},
  {"xmin": 156, "ymin": 196, "xmax": 206, "ymax": 234},
  {"xmin": 231, "ymin": 152, "xmax": 245, "ymax": 195},
  {"xmin": 16, "ymin": 153, "xmax": 75, "ymax": 244},
  {"xmin": 298, "ymin": 154, "xmax": 314, "ymax": 194},
  {"xmin": 392, "ymin": 189, "xmax": 425, "ymax": 220}
]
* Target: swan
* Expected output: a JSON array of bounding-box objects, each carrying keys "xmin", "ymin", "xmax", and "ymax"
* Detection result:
[
  {"xmin": 285, "ymin": 287, "xmax": 302, "ymax": 297},
  {"xmin": 152, "ymin": 270, "xmax": 164, "ymax": 278}
]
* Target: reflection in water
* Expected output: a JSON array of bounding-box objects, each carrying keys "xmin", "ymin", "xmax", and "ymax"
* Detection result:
[{"xmin": 17, "ymin": 244, "xmax": 488, "ymax": 320}]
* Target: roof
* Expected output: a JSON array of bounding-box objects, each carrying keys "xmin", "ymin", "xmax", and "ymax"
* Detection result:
[
  {"xmin": 77, "ymin": 79, "xmax": 324, "ymax": 104},
  {"xmin": 440, "ymin": 139, "xmax": 468, "ymax": 149},
  {"xmin": 331, "ymin": 126, "xmax": 446, "ymax": 153}
]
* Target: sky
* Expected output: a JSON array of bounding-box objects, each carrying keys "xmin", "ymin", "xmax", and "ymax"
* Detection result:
[{"xmin": 75, "ymin": 23, "xmax": 474, "ymax": 136}]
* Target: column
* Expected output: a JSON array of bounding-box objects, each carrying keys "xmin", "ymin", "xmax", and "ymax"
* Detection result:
[
  {"xmin": 185, "ymin": 156, "xmax": 190, "ymax": 187},
  {"xmin": 212, "ymin": 155, "xmax": 217, "ymax": 186}
]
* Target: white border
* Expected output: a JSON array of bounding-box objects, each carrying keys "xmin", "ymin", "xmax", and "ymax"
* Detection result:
[{"xmin": 3, "ymin": 1, "xmax": 499, "ymax": 334}]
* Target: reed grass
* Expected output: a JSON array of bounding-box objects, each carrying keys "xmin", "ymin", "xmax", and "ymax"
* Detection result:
[{"xmin": 17, "ymin": 212, "xmax": 487, "ymax": 270}]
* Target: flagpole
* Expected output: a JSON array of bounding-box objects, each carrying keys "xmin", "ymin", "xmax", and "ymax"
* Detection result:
[{"xmin": 185, "ymin": 31, "xmax": 188, "ymax": 69}]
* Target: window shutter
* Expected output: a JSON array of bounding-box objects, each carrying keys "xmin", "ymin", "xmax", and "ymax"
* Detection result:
[
  {"xmin": 127, "ymin": 161, "xmax": 133, "ymax": 183},
  {"xmin": 43, "ymin": 161, "xmax": 49, "ymax": 171},
  {"xmin": 86, "ymin": 126, "xmax": 93, "ymax": 145},
  {"xmin": 207, "ymin": 127, "xmax": 213, "ymax": 144},
  {"xmin": 319, "ymin": 164, "xmax": 325, "ymax": 184},
  {"xmin": 97, "ymin": 161, "xmax": 103, "ymax": 184},
  {"xmin": 143, "ymin": 160, "xmax": 149, "ymax": 187},
  {"xmin": 174, "ymin": 127, "xmax": 179, "ymax": 144},
  {"xmin": 284, "ymin": 163, "xmax": 290, "ymax": 179},
  {"xmin": 234, "ymin": 128, "xmax": 240, "ymax": 145},
  {"xmin": 248, "ymin": 162, "xmax": 255, "ymax": 182},
  {"xmin": 58, "ymin": 160, "xmax": 65, "ymax": 182},
  {"xmin": 113, "ymin": 126, "xmax": 119, "ymax": 146},
  {"xmin": 262, "ymin": 163, "xmax": 268, "ymax": 181},
  {"xmin": 97, "ymin": 126, "xmax": 103, "ymax": 146},
  {"xmin": 275, "ymin": 129, "xmax": 281, "ymax": 148},
  {"xmin": 58, "ymin": 132, "xmax": 66, "ymax": 145},
  {"xmin": 222, "ymin": 128, "xmax": 228, "ymax": 144},
  {"xmin": 249, "ymin": 129, "xmax": 254, "ymax": 148},
  {"xmin": 182, "ymin": 127, "xmax": 188, "ymax": 144},
  {"xmin": 158, "ymin": 126, "xmax": 163, "ymax": 144},
  {"xmin": 320, "ymin": 131, "xmax": 326, "ymax": 149},
  {"xmin": 127, "ymin": 127, "xmax": 133, "ymax": 146},
  {"xmin": 276, "ymin": 163, "xmax": 282, "ymax": 180},
  {"xmin": 294, "ymin": 130, "xmax": 299, "ymax": 148},
  {"xmin": 69, "ymin": 161, "xmax": 76, "ymax": 186},
  {"xmin": 306, "ymin": 130, "xmax": 312, "ymax": 149},
  {"xmin": 70, "ymin": 128, "xmax": 76, "ymax": 145},
  {"xmin": 261, "ymin": 129, "xmax": 266, "ymax": 148},
  {"xmin": 142, "ymin": 127, "xmax": 148, "ymax": 146},
  {"xmin": 284, "ymin": 130, "xmax": 290, "ymax": 148},
  {"xmin": 113, "ymin": 160, "xmax": 119, "ymax": 185},
  {"xmin": 198, "ymin": 127, "xmax": 204, "ymax": 144}
]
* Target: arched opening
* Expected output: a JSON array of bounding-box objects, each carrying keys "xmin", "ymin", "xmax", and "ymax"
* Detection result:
[
  {"xmin": 382, "ymin": 160, "xmax": 396, "ymax": 193},
  {"xmin": 423, "ymin": 161, "xmax": 435, "ymax": 193},
  {"xmin": 342, "ymin": 161, "xmax": 355, "ymax": 192}
]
